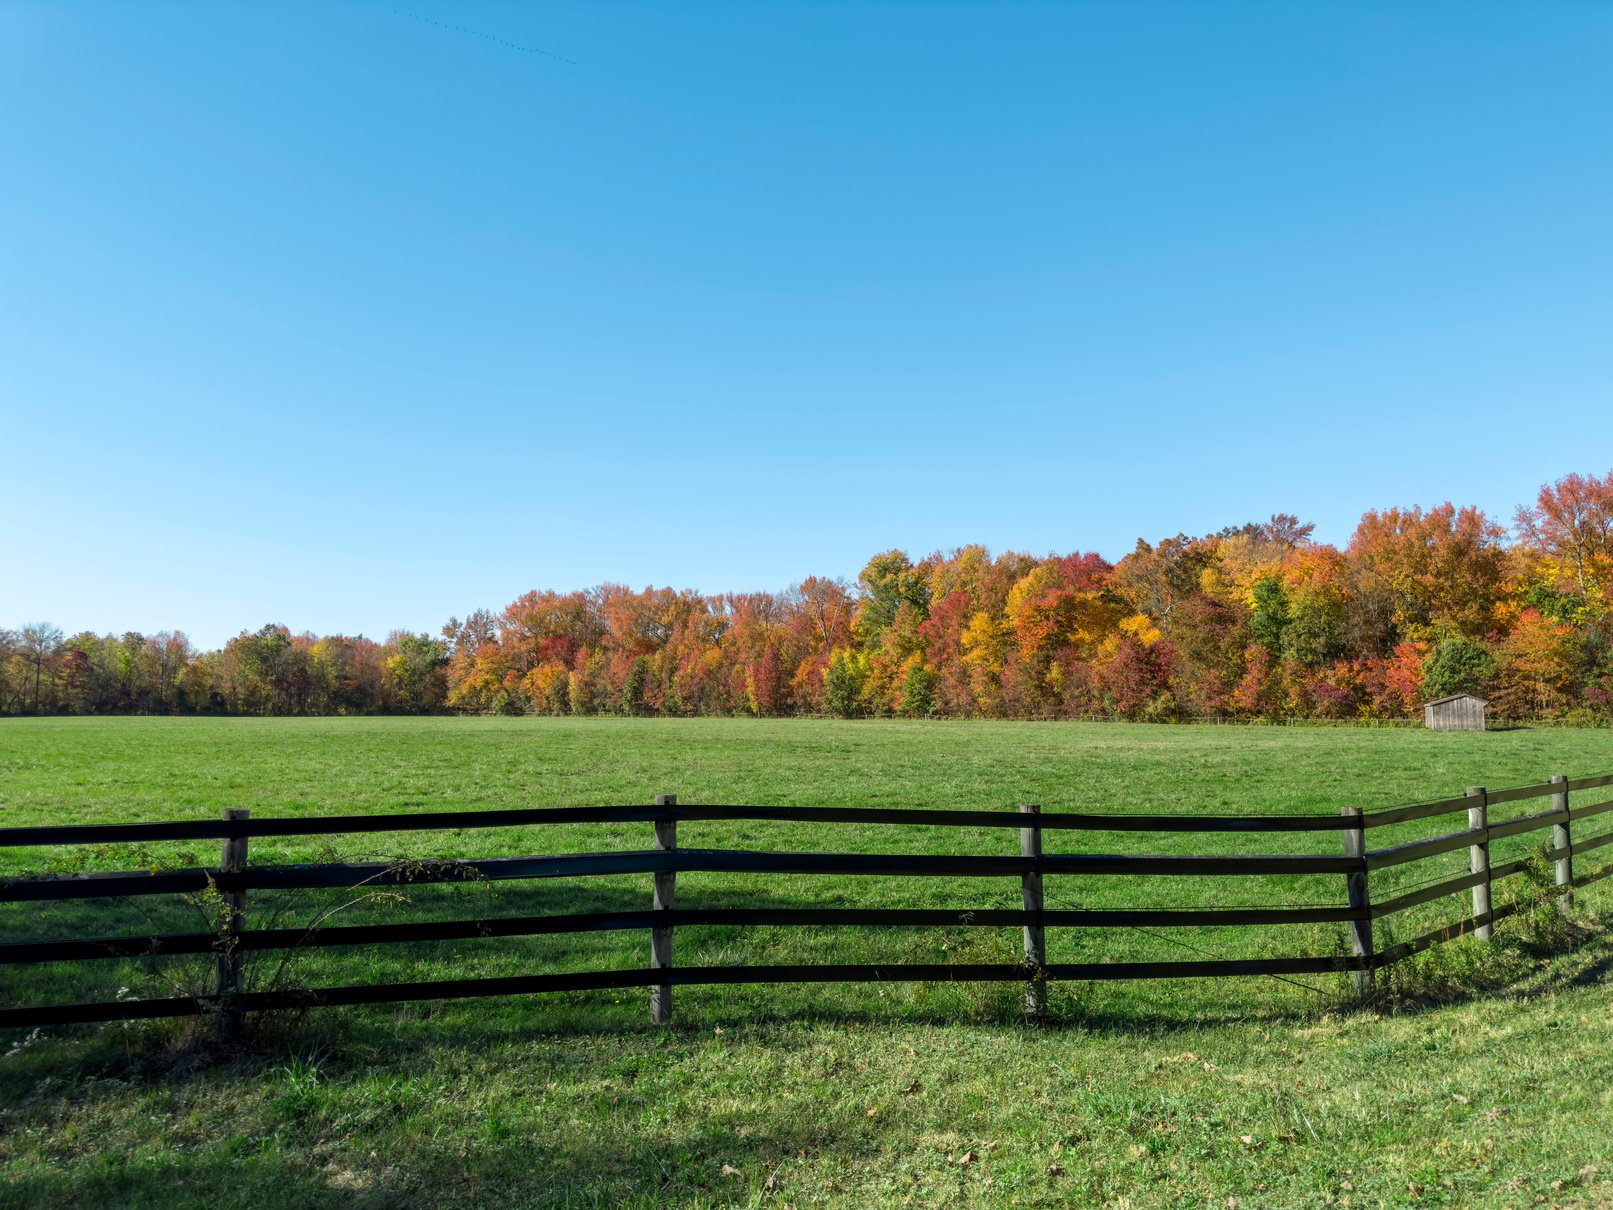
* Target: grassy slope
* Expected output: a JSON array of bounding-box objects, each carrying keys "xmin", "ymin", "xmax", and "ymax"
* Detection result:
[{"xmin": 2, "ymin": 717, "xmax": 1612, "ymax": 1208}]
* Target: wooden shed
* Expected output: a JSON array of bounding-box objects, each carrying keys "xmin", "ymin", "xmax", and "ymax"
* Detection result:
[{"xmin": 1424, "ymin": 693, "xmax": 1488, "ymax": 732}]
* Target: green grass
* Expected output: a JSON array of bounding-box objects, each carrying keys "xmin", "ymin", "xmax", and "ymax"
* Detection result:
[{"xmin": 3, "ymin": 716, "xmax": 1613, "ymax": 1208}]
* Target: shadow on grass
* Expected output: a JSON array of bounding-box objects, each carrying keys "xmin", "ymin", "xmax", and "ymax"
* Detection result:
[
  {"xmin": 0, "ymin": 1101, "xmax": 920, "ymax": 1210},
  {"xmin": 5, "ymin": 919, "xmax": 1610, "ymax": 1210},
  {"xmin": 1368, "ymin": 908, "xmax": 1613, "ymax": 1017},
  {"xmin": 1, "ymin": 1078, "xmax": 901, "ymax": 1210},
  {"xmin": 0, "ymin": 1153, "xmax": 401, "ymax": 1210},
  {"xmin": 2, "ymin": 1016, "xmax": 999, "ymax": 1210}
]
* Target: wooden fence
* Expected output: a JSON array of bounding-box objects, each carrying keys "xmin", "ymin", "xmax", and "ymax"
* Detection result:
[{"xmin": 2, "ymin": 774, "xmax": 1612, "ymax": 1034}]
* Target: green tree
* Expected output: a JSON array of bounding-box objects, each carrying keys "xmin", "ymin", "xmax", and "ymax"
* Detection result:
[
  {"xmin": 1284, "ymin": 587, "xmax": 1347, "ymax": 666},
  {"xmin": 384, "ymin": 633, "xmax": 448, "ymax": 712},
  {"xmin": 568, "ymin": 653, "xmax": 603, "ymax": 716},
  {"xmin": 857, "ymin": 551, "xmax": 931, "ymax": 647},
  {"xmin": 547, "ymin": 669, "xmax": 570, "ymax": 715},
  {"xmin": 823, "ymin": 649, "xmax": 867, "ymax": 718},
  {"xmin": 620, "ymin": 656, "xmax": 650, "ymax": 716},
  {"xmin": 1422, "ymin": 636, "xmax": 1495, "ymax": 700},
  {"xmin": 227, "ymin": 625, "xmax": 298, "ymax": 714},
  {"xmin": 1248, "ymin": 576, "xmax": 1290, "ymax": 655},
  {"xmin": 898, "ymin": 662, "xmax": 935, "ymax": 718}
]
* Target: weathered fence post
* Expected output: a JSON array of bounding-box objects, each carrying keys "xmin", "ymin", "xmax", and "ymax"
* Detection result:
[
  {"xmin": 1019, "ymin": 802, "xmax": 1046, "ymax": 1016},
  {"xmin": 1551, "ymin": 774, "xmax": 1573, "ymax": 911},
  {"xmin": 651, "ymin": 793, "xmax": 677, "ymax": 1025},
  {"xmin": 1340, "ymin": 805, "xmax": 1373, "ymax": 997},
  {"xmin": 214, "ymin": 806, "xmax": 249, "ymax": 1040},
  {"xmin": 1467, "ymin": 787, "xmax": 1492, "ymax": 940}
]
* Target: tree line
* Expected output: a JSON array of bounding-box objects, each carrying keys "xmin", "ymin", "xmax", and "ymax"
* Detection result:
[{"xmin": 6, "ymin": 471, "xmax": 1612, "ymax": 723}]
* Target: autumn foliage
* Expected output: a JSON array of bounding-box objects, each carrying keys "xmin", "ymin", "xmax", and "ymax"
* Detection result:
[{"xmin": 7, "ymin": 472, "xmax": 1613, "ymax": 723}]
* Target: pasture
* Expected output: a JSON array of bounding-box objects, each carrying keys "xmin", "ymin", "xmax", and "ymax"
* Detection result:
[{"xmin": 2, "ymin": 716, "xmax": 1612, "ymax": 1208}]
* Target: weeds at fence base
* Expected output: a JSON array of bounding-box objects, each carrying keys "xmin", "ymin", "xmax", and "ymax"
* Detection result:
[
  {"xmin": 1378, "ymin": 913, "xmax": 1584, "ymax": 1010},
  {"xmin": 917, "ymin": 929, "xmax": 1079, "ymax": 1025},
  {"xmin": 1377, "ymin": 936, "xmax": 1510, "ymax": 1007},
  {"xmin": 1367, "ymin": 847, "xmax": 1589, "ymax": 1009},
  {"xmin": 1511, "ymin": 895, "xmax": 1586, "ymax": 957}
]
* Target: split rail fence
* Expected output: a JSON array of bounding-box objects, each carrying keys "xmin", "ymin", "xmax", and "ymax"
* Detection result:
[{"xmin": 2, "ymin": 773, "xmax": 1612, "ymax": 1034}]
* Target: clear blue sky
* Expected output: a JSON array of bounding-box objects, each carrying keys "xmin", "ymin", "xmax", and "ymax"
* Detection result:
[{"xmin": 3, "ymin": 2, "xmax": 1611, "ymax": 649}]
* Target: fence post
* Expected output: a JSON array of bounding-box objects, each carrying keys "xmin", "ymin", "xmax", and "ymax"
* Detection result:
[
  {"xmin": 214, "ymin": 807, "xmax": 249, "ymax": 1040},
  {"xmin": 1551, "ymin": 774, "xmax": 1573, "ymax": 912},
  {"xmin": 651, "ymin": 793, "xmax": 677, "ymax": 1026},
  {"xmin": 1340, "ymin": 805, "xmax": 1373, "ymax": 997},
  {"xmin": 1467, "ymin": 786, "xmax": 1492, "ymax": 941},
  {"xmin": 1019, "ymin": 803, "xmax": 1046, "ymax": 1016}
]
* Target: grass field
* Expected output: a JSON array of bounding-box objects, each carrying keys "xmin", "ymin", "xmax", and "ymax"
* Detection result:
[{"xmin": 3, "ymin": 717, "xmax": 1613, "ymax": 1208}]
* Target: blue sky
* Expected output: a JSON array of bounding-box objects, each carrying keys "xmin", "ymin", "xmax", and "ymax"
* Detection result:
[{"xmin": 3, "ymin": 2, "xmax": 1611, "ymax": 649}]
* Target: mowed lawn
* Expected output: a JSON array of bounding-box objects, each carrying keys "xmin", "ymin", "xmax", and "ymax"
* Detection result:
[{"xmin": 2, "ymin": 716, "xmax": 1613, "ymax": 1208}]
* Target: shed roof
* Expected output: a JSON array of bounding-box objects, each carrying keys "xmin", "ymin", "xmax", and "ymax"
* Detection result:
[{"xmin": 1424, "ymin": 693, "xmax": 1489, "ymax": 707}]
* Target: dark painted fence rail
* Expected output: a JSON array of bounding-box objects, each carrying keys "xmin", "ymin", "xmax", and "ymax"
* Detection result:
[{"xmin": 2, "ymin": 774, "xmax": 1612, "ymax": 1034}]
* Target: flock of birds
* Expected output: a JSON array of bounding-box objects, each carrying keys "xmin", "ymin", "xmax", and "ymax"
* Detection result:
[{"xmin": 393, "ymin": 9, "xmax": 579, "ymax": 66}]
